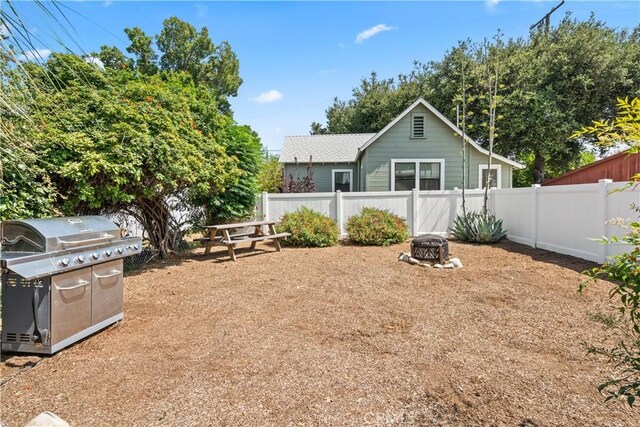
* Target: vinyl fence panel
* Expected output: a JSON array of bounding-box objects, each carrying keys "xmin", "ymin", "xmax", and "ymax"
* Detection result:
[
  {"xmin": 258, "ymin": 179, "xmax": 638, "ymax": 263},
  {"xmin": 492, "ymin": 187, "xmax": 536, "ymax": 247},
  {"xmin": 535, "ymin": 183, "xmax": 605, "ymax": 262},
  {"xmin": 606, "ymin": 181, "xmax": 640, "ymax": 257}
]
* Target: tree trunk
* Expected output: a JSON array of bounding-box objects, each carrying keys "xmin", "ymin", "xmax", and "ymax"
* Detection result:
[
  {"xmin": 133, "ymin": 196, "xmax": 183, "ymax": 258},
  {"xmin": 532, "ymin": 151, "xmax": 545, "ymax": 184}
]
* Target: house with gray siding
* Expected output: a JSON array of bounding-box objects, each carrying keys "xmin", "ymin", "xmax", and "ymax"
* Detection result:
[{"xmin": 281, "ymin": 99, "xmax": 523, "ymax": 192}]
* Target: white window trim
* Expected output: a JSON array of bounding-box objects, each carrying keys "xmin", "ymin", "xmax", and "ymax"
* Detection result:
[
  {"xmin": 478, "ymin": 164, "xmax": 502, "ymax": 189},
  {"xmin": 391, "ymin": 159, "xmax": 445, "ymax": 191},
  {"xmin": 410, "ymin": 113, "xmax": 427, "ymax": 139},
  {"xmin": 332, "ymin": 169, "xmax": 353, "ymax": 192}
]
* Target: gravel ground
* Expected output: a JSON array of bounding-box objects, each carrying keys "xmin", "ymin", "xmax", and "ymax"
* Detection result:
[{"xmin": 0, "ymin": 240, "xmax": 637, "ymax": 426}]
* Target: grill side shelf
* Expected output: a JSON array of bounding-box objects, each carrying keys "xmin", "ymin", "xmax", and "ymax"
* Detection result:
[{"xmin": 1, "ymin": 237, "xmax": 142, "ymax": 280}]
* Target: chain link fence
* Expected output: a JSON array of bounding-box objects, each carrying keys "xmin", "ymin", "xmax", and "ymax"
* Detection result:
[{"xmin": 107, "ymin": 210, "xmax": 203, "ymax": 273}]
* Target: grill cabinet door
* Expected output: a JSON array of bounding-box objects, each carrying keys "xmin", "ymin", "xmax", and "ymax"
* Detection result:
[
  {"xmin": 91, "ymin": 259, "xmax": 123, "ymax": 324},
  {"xmin": 50, "ymin": 268, "xmax": 92, "ymax": 345}
]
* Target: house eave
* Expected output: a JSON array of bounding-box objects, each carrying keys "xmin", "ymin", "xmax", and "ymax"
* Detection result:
[{"xmin": 355, "ymin": 98, "xmax": 525, "ymax": 169}]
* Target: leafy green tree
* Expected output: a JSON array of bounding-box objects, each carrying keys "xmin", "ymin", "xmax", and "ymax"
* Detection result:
[
  {"xmin": 0, "ymin": 23, "xmax": 58, "ymax": 220},
  {"xmin": 258, "ymin": 155, "xmax": 284, "ymax": 193},
  {"xmin": 97, "ymin": 45, "xmax": 131, "ymax": 70},
  {"xmin": 20, "ymin": 54, "xmax": 243, "ymax": 257},
  {"xmin": 575, "ymin": 97, "xmax": 640, "ymax": 406},
  {"xmin": 103, "ymin": 17, "xmax": 242, "ymax": 114},
  {"xmin": 155, "ymin": 18, "xmax": 240, "ymax": 93},
  {"xmin": 2, "ymin": 9, "xmax": 261, "ymax": 257},
  {"xmin": 124, "ymin": 27, "xmax": 158, "ymax": 75},
  {"xmin": 193, "ymin": 122, "xmax": 262, "ymax": 224}
]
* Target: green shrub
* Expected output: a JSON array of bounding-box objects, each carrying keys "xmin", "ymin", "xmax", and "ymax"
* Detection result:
[
  {"xmin": 346, "ymin": 207, "xmax": 408, "ymax": 246},
  {"xmin": 279, "ymin": 207, "xmax": 339, "ymax": 247},
  {"xmin": 450, "ymin": 211, "xmax": 507, "ymax": 243}
]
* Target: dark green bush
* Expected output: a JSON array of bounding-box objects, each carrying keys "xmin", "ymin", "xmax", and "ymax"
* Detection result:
[
  {"xmin": 450, "ymin": 211, "xmax": 507, "ymax": 243},
  {"xmin": 346, "ymin": 207, "xmax": 408, "ymax": 246},
  {"xmin": 279, "ymin": 207, "xmax": 339, "ymax": 247}
]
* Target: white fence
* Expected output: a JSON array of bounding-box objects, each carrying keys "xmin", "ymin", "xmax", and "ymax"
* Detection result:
[{"xmin": 257, "ymin": 179, "xmax": 638, "ymax": 264}]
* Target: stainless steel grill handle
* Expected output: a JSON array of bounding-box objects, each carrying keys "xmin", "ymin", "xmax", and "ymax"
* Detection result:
[
  {"xmin": 94, "ymin": 270, "xmax": 122, "ymax": 280},
  {"xmin": 54, "ymin": 280, "xmax": 91, "ymax": 291},
  {"xmin": 58, "ymin": 234, "xmax": 114, "ymax": 249}
]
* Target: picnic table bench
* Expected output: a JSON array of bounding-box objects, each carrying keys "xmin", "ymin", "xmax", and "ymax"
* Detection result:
[{"xmin": 197, "ymin": 220, "xmax": 290, "ymax": 261}]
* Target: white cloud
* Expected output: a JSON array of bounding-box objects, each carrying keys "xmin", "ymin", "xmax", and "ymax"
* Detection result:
[
  {"xmin": 355, "ymin": 24, "xmax": 395, "ymax": 44},
  {"xmin": 84, "ymin": 56, "xmax": 105, "ymax": 69},
  {"xmin": 195, "ymin": 3, "xmax": 208, "ymax": 19},
  {"xmin": 252, "ymin": 90, "xmax": 283, "ymax": 104},
  {"xmin": 485, "ymin": 0, "xmax": 500, "ymax": 7},
  {"xmin": 17, "ymin": 48, "xmax": 52, "ymax": 62},
  {"xmin": 103, "ymin": 0, "xmax": 113, "ymax": 7}
]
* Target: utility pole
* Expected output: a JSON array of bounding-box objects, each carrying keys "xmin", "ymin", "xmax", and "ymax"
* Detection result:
[{"xmin": 530, "ymin": 0, "xmax": 565, "ymax": 32}]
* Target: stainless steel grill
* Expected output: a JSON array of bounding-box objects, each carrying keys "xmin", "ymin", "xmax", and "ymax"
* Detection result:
[{"xmin": 1, "ymin": 216, "xmax": 142, "ymax": 354}]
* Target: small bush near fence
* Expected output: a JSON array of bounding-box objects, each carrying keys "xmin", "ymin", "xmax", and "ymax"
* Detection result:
[
  {"xmin": 279, "ymin": 207, "xmax": 339, "ymax": 247},
  {"xmin": 450, "ymin": 211, "xmax": 507, "ymax": 243},
  {"xmin": 347, "ymin": 207, "xmax": 408, "ymax": 246}
]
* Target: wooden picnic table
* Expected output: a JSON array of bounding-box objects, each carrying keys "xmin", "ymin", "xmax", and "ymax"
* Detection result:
[{"xmin": 198, "ymin": 220, "xmax": 290, "ymax": 261}]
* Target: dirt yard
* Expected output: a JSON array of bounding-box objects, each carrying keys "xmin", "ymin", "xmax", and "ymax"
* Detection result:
[{"xmin": 1, "ymin": 241, "xmax": 636, "ymax": 426}]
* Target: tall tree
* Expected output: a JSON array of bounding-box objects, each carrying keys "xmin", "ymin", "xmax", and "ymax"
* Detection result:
[
  {"xmin": 155, "ymin": 17, "xmax": 241, "ymax": 113},
  {"xmin": 19, "ymin": 54, "xmax": 244, "ymax": 256},
  {"xmin": 124, "ymin": 27, "xmax": 158, "ymax": 75},
  {"xmin": 311, "ymin": 15, "xmax": 640, "ymax": 184},
  {"xmin": 97, "ymin": 45, "xmax": 131, "ymax": 70}
]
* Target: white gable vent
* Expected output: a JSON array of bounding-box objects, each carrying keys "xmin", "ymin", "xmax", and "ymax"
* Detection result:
[{"xmin": 411, "ymin": 113, "xmax": 426, "ymax": 138}]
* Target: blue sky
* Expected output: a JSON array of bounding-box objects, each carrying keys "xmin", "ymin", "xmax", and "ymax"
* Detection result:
[{"xmin": 14, "ymin": 0, "xmax": 640, "ymax": 153}]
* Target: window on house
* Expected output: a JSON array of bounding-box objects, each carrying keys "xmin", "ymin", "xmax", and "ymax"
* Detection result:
[
  {"xmin": 392, "ymin": 160, "xmax": 444, "ymax": 191},
  {"xmin": 411, "ymin": 113, "xmax": 426, "ymax": 138},
  {"xmin": 332, "ymin": 170, "xmax": 352, "ymax": 192},
  {"xmin": 394, "ymin": 163, "xmax": 416, "ymax": 191},
  {"xmin": 419, "ymin": 162, "xmax": 441, "ymax": 190},
  {"xmin": 479, "ymin": 165, "xmax": 501, "ymax": 189}
]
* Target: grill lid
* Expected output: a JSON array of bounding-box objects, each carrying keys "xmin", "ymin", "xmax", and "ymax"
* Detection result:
[{"xmin": 2, "ymin": 216, "xmax": 119, "ymax": 253}]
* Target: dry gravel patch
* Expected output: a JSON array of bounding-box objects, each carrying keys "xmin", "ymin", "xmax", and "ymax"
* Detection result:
[{"xmin": 1, "ymin": 240, "xmax": 637, "ymax": 426}]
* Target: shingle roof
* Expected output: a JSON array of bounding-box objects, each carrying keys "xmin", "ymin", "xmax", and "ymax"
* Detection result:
[{"xmin": 280, "ymin": 133, "xmax": 375, "ymax": 163}]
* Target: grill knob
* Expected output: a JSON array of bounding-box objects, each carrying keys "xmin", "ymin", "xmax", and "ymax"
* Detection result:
[
  {"xmin": 91, "ymin": 252, "xmax": 99, "ymax": 260},
  {"xmin": 133, "ymin": 244, "xmax": 139, "ymax": 250},
  {"xmin": 59, "ymin": 258, "xmax": 70, "ymax": 267},
  {"xmin": 76, "ymin": 255, "xmax": 85, "ymax": 263},
  {"xmin": 117, "ymin": 248, "xmax": 123, "ymax": 254},
  {"xmin": 105, "ymin": 249, "xmax": 113, "ymax": 257}
]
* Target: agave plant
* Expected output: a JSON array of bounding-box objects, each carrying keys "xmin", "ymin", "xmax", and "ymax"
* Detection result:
[{"xmin": 450, "ymin": 211, "xmax": 507, "ymax": 243}]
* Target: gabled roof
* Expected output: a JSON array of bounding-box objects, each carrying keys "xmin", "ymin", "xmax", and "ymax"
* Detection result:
[
  {"xmin": 357, "ymin": 98, "xmax": 524, "ymax": 169},
  {"xmin": 280, "ymin": 133, "xmax": 375, "ymax": 163}
]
